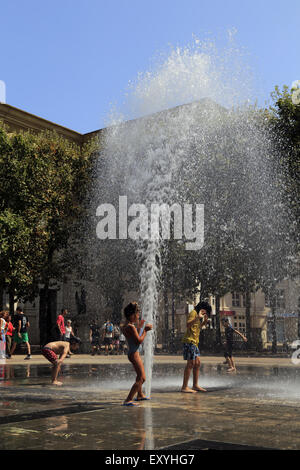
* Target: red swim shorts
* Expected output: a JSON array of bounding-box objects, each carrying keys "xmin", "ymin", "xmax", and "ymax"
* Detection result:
[{"xmin": 41, "ymin": 347, "xmax": 58, "ymax": 364}]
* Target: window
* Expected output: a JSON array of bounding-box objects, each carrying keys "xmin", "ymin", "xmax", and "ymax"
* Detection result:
[
  {"xmin": 232, "ymin": 292, "xmax": 240, "ymax": 307},
  {"xmin": 276, "ymin": 290, "xmax": 286, "ymax": 309},
  {"xmin": 265, "ymin": 289, "xmax": 286, "ymax": 310}
]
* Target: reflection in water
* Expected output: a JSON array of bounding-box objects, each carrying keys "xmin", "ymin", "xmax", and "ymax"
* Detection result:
[
  {"xmin": 46, "ymin": 415, "xmax": 69, "ymax": 434},
  {"xmin": 1, "ymin": 363, "xmax": 300, "ymax": 405},
  {"xmin": 0, "ymin": 363, "xmax": 15, "ymax": 382},
  {"xmin": 135, "ymin": 405, "xmax": 154, "ymax": 450},
  {"xmin": 144, "ymin": 407, "xmax": 154, "ymax": 450}
]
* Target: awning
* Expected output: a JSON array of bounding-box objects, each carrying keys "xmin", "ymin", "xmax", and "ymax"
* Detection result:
[{"xmin": 220, "ymin": 310, "xmax": 235, "ymax": 316}]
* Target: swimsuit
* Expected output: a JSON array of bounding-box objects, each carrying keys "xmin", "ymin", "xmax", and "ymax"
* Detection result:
[
  {"xmin": 127, "ymin": 335, "xmax": 140, "ymax": 356},
  {"xmin": 41, "ymin": 346, "xmax": 58, "ymax": 364},
  {"xmin": 183, "ymin": 342, "xmax": 201, "ymax": 361}
]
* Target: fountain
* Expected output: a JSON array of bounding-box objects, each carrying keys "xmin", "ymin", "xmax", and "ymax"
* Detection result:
[{"xmin": 90, "ymin": 36, "xmax": 296, "ymax": 398}]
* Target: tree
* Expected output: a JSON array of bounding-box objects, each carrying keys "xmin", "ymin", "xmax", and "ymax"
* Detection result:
[
  {"xmin": 0, "ymin": 123, "xmax": 98, "ymax": 343},
  {"xmin": 267, "ymin": 85, "xmax": 300, "ymax": 243},
  {"xmin": 261, "ymin": 86, "xmax": 300, "ymax": 352}
]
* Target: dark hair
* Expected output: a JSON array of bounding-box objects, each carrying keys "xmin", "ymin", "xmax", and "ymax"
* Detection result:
[
  {"xmin": 124, "ymin": 302, "xmax": 139, "ymax": 320},
  {"xmin": 69, "ymin": 336, "xmax": 81, "ymax": 345},
  {"xmin": 195, "ymin": 301, "xmax": 212, "ymax": 316},
  {"xmin": 221, "ymin": 317, "xmax": 229, "ymax": 323},
  {"xmin": 16, "ymin": 306, "xmax": 22, "ymax": 312},
  {"xmin": 61, "ymin": 308, "xmax": 67, "ymax": 314}
]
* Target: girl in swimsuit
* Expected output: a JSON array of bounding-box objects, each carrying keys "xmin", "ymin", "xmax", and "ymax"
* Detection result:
[{"xmin": 121, "ymin": 302, "xmax": 152, "ymax": 406}]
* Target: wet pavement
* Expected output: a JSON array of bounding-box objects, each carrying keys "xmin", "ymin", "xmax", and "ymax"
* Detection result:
[{"xmin": 1, "ymin": 356, "xmax": 300, "ymax": 450}]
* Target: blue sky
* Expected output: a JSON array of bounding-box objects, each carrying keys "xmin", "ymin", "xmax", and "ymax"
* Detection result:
[{"xmin": 1, "ymin": 0, "xmax": 299, "ymax": 133}]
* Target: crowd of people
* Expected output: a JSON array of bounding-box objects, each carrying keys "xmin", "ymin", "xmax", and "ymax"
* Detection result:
[
  {"xmin": 89, "ymin": 318, "xmax": 127, "ymax": 355},
  {"xmin": 0, "ymin": 306, "xmax": 128, "ymax": 361},
  {"xmin": 0, "ymin": 307, "xmax": 31, "ymax": 360},
  {"xmin": 1, "ymin": 301, "xmax": 247, "ymax": 404}
]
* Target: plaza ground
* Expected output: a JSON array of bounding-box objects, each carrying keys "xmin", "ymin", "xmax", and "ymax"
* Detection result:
[{"xmin": 1, "ymin": 354, "xmax": 300, "ymax": 450}]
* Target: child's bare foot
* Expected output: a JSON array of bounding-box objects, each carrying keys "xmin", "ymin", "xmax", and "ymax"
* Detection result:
[
  {"xmin": 52, "ymin": 381, "xmax": 63, "ymax": 386},
  {"xmin": 181, "ymin": 387, "xmax": 197, "ymax": 393},
  {"xmin": 136, "ymin": 394, "xmax": 148, "ymax": 401},
  {"xmin": 227, "ymin": 367, "xmax": 236, "ymax": 373},
  {"xmin": 192, "ymin": 386, "xmax": 207, "ymax": 392}
]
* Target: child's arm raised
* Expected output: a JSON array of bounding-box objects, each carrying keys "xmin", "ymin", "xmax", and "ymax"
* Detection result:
[
  {"xmin": 136, "ymin": 318, "xmax": 145, "ymax": 335},
  {"xmin": 234, "ymin": 329, "xmax": 247, "ymax": 342},
  {"xmin": 187, "ymin": 311, "xmax": 201, "ymax": 329},
  {"xmin": 126, "ymin": 323, "xmax": 152, "ymax": 345}
]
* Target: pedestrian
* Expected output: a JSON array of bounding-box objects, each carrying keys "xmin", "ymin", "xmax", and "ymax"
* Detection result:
[
  {"xmin": 10, "ymin": 307, "xmax": 31, "ymax": 360},
  {"xmin": 102, "ymin": 319, "xmax": 114, "ymax": 355},
  {"xmin": 181, "ymin": 301, "xmax": 211, "ymax": 393},
  {"xmin": 56, "ymin": 308, "xmax": 67, "ymax": 341},
  {"xmin": 5, "ymin": 314, "xmax": 14, "ymax": 358},
  {"xmin": 0, "ymin": 311, "xmax": 8, "ymax": 360},
  {"xmin": 41, "ymin": 336, "xmax": 81, "ymax": 386},
  {"xmin": 113, "ymin": 323, "xmax": 121, "ymax": 354},
  {"xmin": 221, "ymin": 317, "xmax": 247, "ymax": 372},
  {"xmin": 89, "ymin": 319, "xmax": 101, "ymax": 355},
  {"xmin": 65, "ymin": 319, "xmax": 74, "ymax": 358},
  {"xmin": 119, "ymin": 329, "xmax": 126, "ymax": 354},
  {"xmin": 65, "ymin": 320, "xmax": 74, "ymax": 342},
  {"xmin": 121, "ymin": 302, "xmax": 152, "ymax": 406}
]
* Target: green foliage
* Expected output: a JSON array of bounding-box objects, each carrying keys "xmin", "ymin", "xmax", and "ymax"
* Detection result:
[
  {"xmin": 0, "ymin": 123, "xmax": 98, "ymax": 301},
  {"xmin": 267, "ymin": 85, "xmax": 300, "ymax": 240}
]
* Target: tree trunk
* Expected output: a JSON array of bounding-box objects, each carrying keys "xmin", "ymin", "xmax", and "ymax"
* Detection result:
[
  {"xmin": 245, "ymin": 290, "xmax": 251, "ymax": 349},
  {"xmin": 298, "ymin": 296, "xmax": 300, "ymax": 339},
  {"xmin": 163, "ymin": 287, "xmax": 169, "ymax": 351},
  {"xmin": 39, "ymin": 282, "xmax": 58, "ymax": 346},
  {"xmin": 9, "ymin": 287, "xmax": 15, "ymax": 317},
  {"xmin": 270, "ymin": 294, "xmax": 277, "ymax": 354},
  {"xmin": 39, "ymin": 282, "xmax": 50, "ymax": 346},
  {"xmin": 0, "ymin": 282, "xmax": 4, "ymax": 310},
  {"xmin": 170, "ymin": 261, "xmax": 175, "ymax": 353},
  {"xmin": 215, "ymin": 294, "xmax": 221, "ymax": 347}
]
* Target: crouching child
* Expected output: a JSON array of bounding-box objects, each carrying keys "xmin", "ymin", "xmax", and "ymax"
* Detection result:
[{"xmin": 41, "ymin": 336, "xmax": 81, "ymax": 386}]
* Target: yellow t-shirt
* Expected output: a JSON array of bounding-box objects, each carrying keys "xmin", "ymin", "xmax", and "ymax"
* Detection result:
[{"xmin": 182, "ymin": 309, "xmax": 201, "ymax": 347}]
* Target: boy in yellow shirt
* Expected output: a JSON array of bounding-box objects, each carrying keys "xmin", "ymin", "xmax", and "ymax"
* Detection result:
[{"xmin": 181, "ymin": 301, "xmax": 211, "ymax": 393}]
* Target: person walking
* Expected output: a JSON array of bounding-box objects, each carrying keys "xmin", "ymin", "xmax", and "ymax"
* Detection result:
[
  {"xmin": 5, "ymin": 314, "xmax": 14, "ymax": 358},
  {"xmin": 222, "ymin": 317, "xmax": 247, "ymax": 372},
  {"xmin": 56, "ymin": 309, "xmax": 67, "ymax": 341},
  {"xmin": 102, "ymin": 319, "xmax": 114, "ymax": 355},
  {"xmin": 0, "ymin": 311, "xmax": 8, "ymax": 360},
  {"xmin": 89, "ymin": 319, "xmax": 101, "ymax": 355},
  {"xmin": 10, "ymin": 307, "xmax": 31, "ymax": 360},
  {"xmin": 65, "ymin": 319, "xmax": 74, "ymax": 358},
  {"xmin": 113, "ymin": 323, "xmax": 121, "ymax": 354},
  {"xmin": 65, "ymin": 320, "xmax": 74, "ymax": 342}
]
